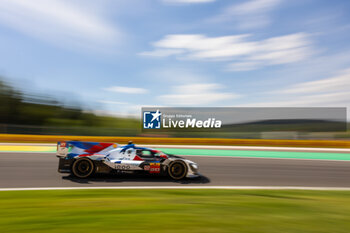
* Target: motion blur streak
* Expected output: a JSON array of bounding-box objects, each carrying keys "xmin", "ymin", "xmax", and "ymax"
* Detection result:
[
  {"xmin": 1, "ymin": 134, "xmax": 350, "ymax": 148},
  {"xmin": 2, "ymin": 152, "xmax": 350, "ymax": 188}
]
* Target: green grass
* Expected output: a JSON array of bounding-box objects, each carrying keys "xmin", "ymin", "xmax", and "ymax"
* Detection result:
[{"xmin": 1, "ymin": 189, "xmax": 350, "ymax": 233}]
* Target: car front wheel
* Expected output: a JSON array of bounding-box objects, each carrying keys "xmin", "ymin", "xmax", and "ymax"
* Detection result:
[{"xmin": 168, "ymin": 161, "xmax": 187, "ymax": 180}]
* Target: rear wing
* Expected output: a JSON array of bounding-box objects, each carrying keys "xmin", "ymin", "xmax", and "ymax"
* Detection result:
[
  {"xmin": 57, "ymin": 141, "xmax": 70, "ymax": 157},
  {"xmin": 56, "ymin": 141, "xmax": 118, "ymax": 158}
]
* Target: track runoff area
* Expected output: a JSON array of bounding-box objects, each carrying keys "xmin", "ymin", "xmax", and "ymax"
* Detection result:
[{"xmin": 1, "ymin": 143, "xmax": 350, "ymax": 190}]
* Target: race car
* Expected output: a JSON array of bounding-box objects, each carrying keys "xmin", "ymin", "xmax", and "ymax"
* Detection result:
[{"xmin": 57, "ymin": 141, "xmax": 199, "ymax": 180}]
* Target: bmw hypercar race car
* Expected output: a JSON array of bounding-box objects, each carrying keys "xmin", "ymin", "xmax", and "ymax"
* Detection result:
[{"xmin": 57, "ymin": 141, "xmax": 199, "ymax": 180}]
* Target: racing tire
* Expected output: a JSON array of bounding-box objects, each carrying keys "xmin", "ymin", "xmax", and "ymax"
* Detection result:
[
  {"xmin": 72, "ymin": 158, "xmax": 95, "ymax": 178},
  {"xmin": 168, "ymin": 161, "xmax": 188, "ymax": 180}
]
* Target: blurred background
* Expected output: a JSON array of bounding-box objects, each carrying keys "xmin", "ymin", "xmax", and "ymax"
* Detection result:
[{"xmin": 0, "ymin": 0, "xmax": 350, "ymax": 140}]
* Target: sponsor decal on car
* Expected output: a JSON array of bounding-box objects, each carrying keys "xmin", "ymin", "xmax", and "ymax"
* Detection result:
[
  {"xmin": 149, "ymin": 162, "xmax": 160, "ymax": 174},
  {"xmin": 143, "ymin": 165, "xmax": 150, "ymax": 171},
  {"xmin": 115, "ymin": 165, "xmax": 131, "ymax": 170}
]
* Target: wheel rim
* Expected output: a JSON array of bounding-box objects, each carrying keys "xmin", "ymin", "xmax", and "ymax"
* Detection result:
[
  {"xmin": 74, "ymin": 159, "xmax": 93, "ymax": 178},
  {"xmin": 170, "ymin": 163, "xmax": 185, "ymax": 178}
]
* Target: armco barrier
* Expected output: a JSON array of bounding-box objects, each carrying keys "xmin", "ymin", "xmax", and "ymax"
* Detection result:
[{"xmin": 0, "ymin": 134, "xmax": 349, "ymax": 148}]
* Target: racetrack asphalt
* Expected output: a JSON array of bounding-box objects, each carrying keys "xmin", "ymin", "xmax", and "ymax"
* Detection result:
[{"xmin": 1, "ymin": 152, "xmax": 350, "ymax": 188}]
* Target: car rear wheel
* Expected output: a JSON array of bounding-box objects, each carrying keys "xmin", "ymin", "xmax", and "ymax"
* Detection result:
[
  {"xmin": 168, "ymin": 161, "xmax": 187, "ymax": 180},
  {"xmin": 72, "ymin": 158, "xmax": 95, "ymax": 178}
]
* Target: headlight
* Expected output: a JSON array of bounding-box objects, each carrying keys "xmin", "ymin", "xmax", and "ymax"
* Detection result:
[{"xmin": 190, "ymin": 163, "xmax": 198, "ymax": 170}]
